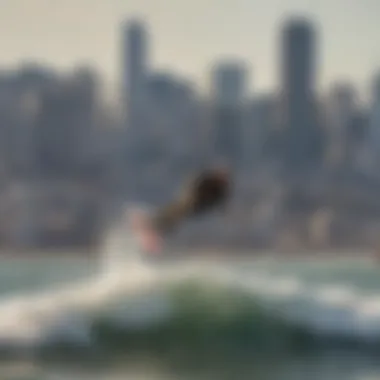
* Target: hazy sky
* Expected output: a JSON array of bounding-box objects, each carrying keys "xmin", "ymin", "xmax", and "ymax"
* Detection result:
[{"xmin": 0, "ymin": 0, "xmax": 379, "ymax": 95}]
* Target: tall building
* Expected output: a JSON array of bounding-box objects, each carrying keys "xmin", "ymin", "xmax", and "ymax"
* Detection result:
[
  {"xmin": 34, "ymin": 70, "xmax": 98, "ymax": 179},
  {"xmin": 121, "ymin": 19, "xmax": 151, "ymax": 199},
  {"xmin": 211, "ymin": 61, "xmax": 247, "ymax": 107},
  {"xmin": 131, "ymin": 72, "xmax": 200, "ymax": 202},
  {"xmin": 146, "ymin": 72, "xmax": 197, "ymax": 159},
  {"xmin": 368, "ymin": 73, "xmax": 380, "ymax": 172},
  {"xmin": 142, "ymin": 72, "xmax": 194, "ymax": 162},
  {"xmin": 122, "ymin": 19, "xmax": 149, "ymax": 131},
  {"xmin": 325, "ymin": 82, "xmax": 357, "ymax": 170},
  {"xmin": 0, "ymin": 65, "xmax": 56, "ymax": 178},
  {"xmin": 210, "ymin": 60, "xmax": 248, "ymax": 172},
  {"xmin": 280, "ymin": 17, "xmax": 323, "ymax": 174},
  {"xmin": 370, "ymin": 73, "xmax": 380, "ymax": 151},
  {"xmin": 245, "ymin": 95, "xmax": 276, "ymax": 166}
]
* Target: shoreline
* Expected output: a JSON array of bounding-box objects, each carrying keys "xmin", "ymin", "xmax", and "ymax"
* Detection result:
[
  {"xmin": 0, "ymin": 247, "xmax": 98, "ymax": 259},
  {"xmin": 167, "ymin": 246, "xmax": 376, "ymax": 260},
  {"xmin": 0, "ymin": 245, "xmax": 376, "ymax": 263}
]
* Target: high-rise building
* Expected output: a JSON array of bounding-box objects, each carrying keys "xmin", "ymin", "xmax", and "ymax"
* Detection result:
[
  {"xmin": 367, "ymin": 72, "xmax": 380, "ymax": 173},
  {"xmin": 122, "ymin": 19, "xmax": 149, "ymax": 130},
  {"xmin": 0, "ymin": 65, "xmax": 56, "ymax": 178},
  {"xmin": 210, "ymin": 60, "xmax": 248, "ymax": 172},
  {"xmin": 146, "ymin": 72, "xmax": 197, "ymax": 159},
  {"xmin": 325, "ymin": 82, "xmax": 357, "ymax": 170},
  {"xmin": 136, "ymin": 72, "xmax": 201, "ymax": 201},
  {"xmin": 246, "ymin": 95, "xmax": 276, "ymax": 166},
  {"xmin": 34, "ymin": 70, "xmax": 98, "ymax": 179},
  {"xmin": 280, "ymin": 17, "xmax": 323, "ymax": 174},
  {"xmin": 121, "ymin": 18, "xmax": 151, "ymax": 198},
  {"xmin": 211, "ymin": 61, "xmax": 247, "ymax": 107}
]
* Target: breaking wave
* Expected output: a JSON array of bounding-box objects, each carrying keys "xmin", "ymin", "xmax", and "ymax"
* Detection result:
[{"xmin": 0, "ymin": 207, "xmax": 380, "ymax": 357}]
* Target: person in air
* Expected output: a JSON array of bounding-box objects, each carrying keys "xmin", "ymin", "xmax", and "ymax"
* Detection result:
[
  {"xmin": 151, "ymin": 166, "xmax": 231, "ymax": 234},
  {"xmin": 130, "ymin": 166, "xmax": 231, "ymax": 253}
]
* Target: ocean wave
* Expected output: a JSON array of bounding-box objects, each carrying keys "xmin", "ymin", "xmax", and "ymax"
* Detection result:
[
  {"xmin": 0, "ymin": 216, "xmax": 379, "ymax": 357},
  {"xmin": 0, "ymin": 260, "xmax": 379, "ymax": 359}
]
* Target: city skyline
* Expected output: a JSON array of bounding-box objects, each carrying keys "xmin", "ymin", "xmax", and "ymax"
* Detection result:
[
  {"xmin": 0, "ymin": 0, "xmax": 379, "ymax": 96},
  {"xmin": 0, "ymin": 3, "xmax": 379, "ymax": 250}
]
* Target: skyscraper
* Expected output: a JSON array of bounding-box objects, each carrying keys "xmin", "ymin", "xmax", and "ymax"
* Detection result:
[
  {"xmin": 211, "ymin": 61, "xmax": 247, "ymax": 107},
  {"xmin": 210, "ymin": 60, "xmax": 248, "ymax": 172},
  {"xmin": 248, "ymin": 95, "xmax": 276, "ymax": 165},
  {"xmin": 145, "ymin": 72, "xmax": 197, "ymax": 160},
  {"xmin": 34, "ymin": 69, "xmax": 99, "ymax": 179},
  {"xmin": 367, "ymin": 72, "xmax": 380, "ymax": 173},
  {"xmin": 325, "ymin": 82, "xmax": 357, "ymax": 170},
  {"xmin": 280, "ymin": 17, "xmax": 323, "ymax": 174},
  {"xmin": 122, "ymin": 19, "xmax": 149, "ymax": 130}
]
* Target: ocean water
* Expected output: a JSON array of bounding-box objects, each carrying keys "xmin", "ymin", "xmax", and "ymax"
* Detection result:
[{"xmin": 0, "ymin": 222, "xmax": 380, "ymax": 379}]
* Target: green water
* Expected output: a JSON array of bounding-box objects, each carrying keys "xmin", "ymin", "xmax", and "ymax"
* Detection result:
[{"xmin": 0, "ymin": 256, "xmax": 97, "ymax": 295}]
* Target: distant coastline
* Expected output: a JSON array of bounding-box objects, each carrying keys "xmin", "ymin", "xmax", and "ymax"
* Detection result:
[{"xmin": 0, "ymin": 245, "xmax": 375, "ymax": 262}]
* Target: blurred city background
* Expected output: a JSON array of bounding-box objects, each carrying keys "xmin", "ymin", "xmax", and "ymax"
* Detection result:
[{"xmin": 0, "ymin": 8, "xmax": 379, "ymax": 253}]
